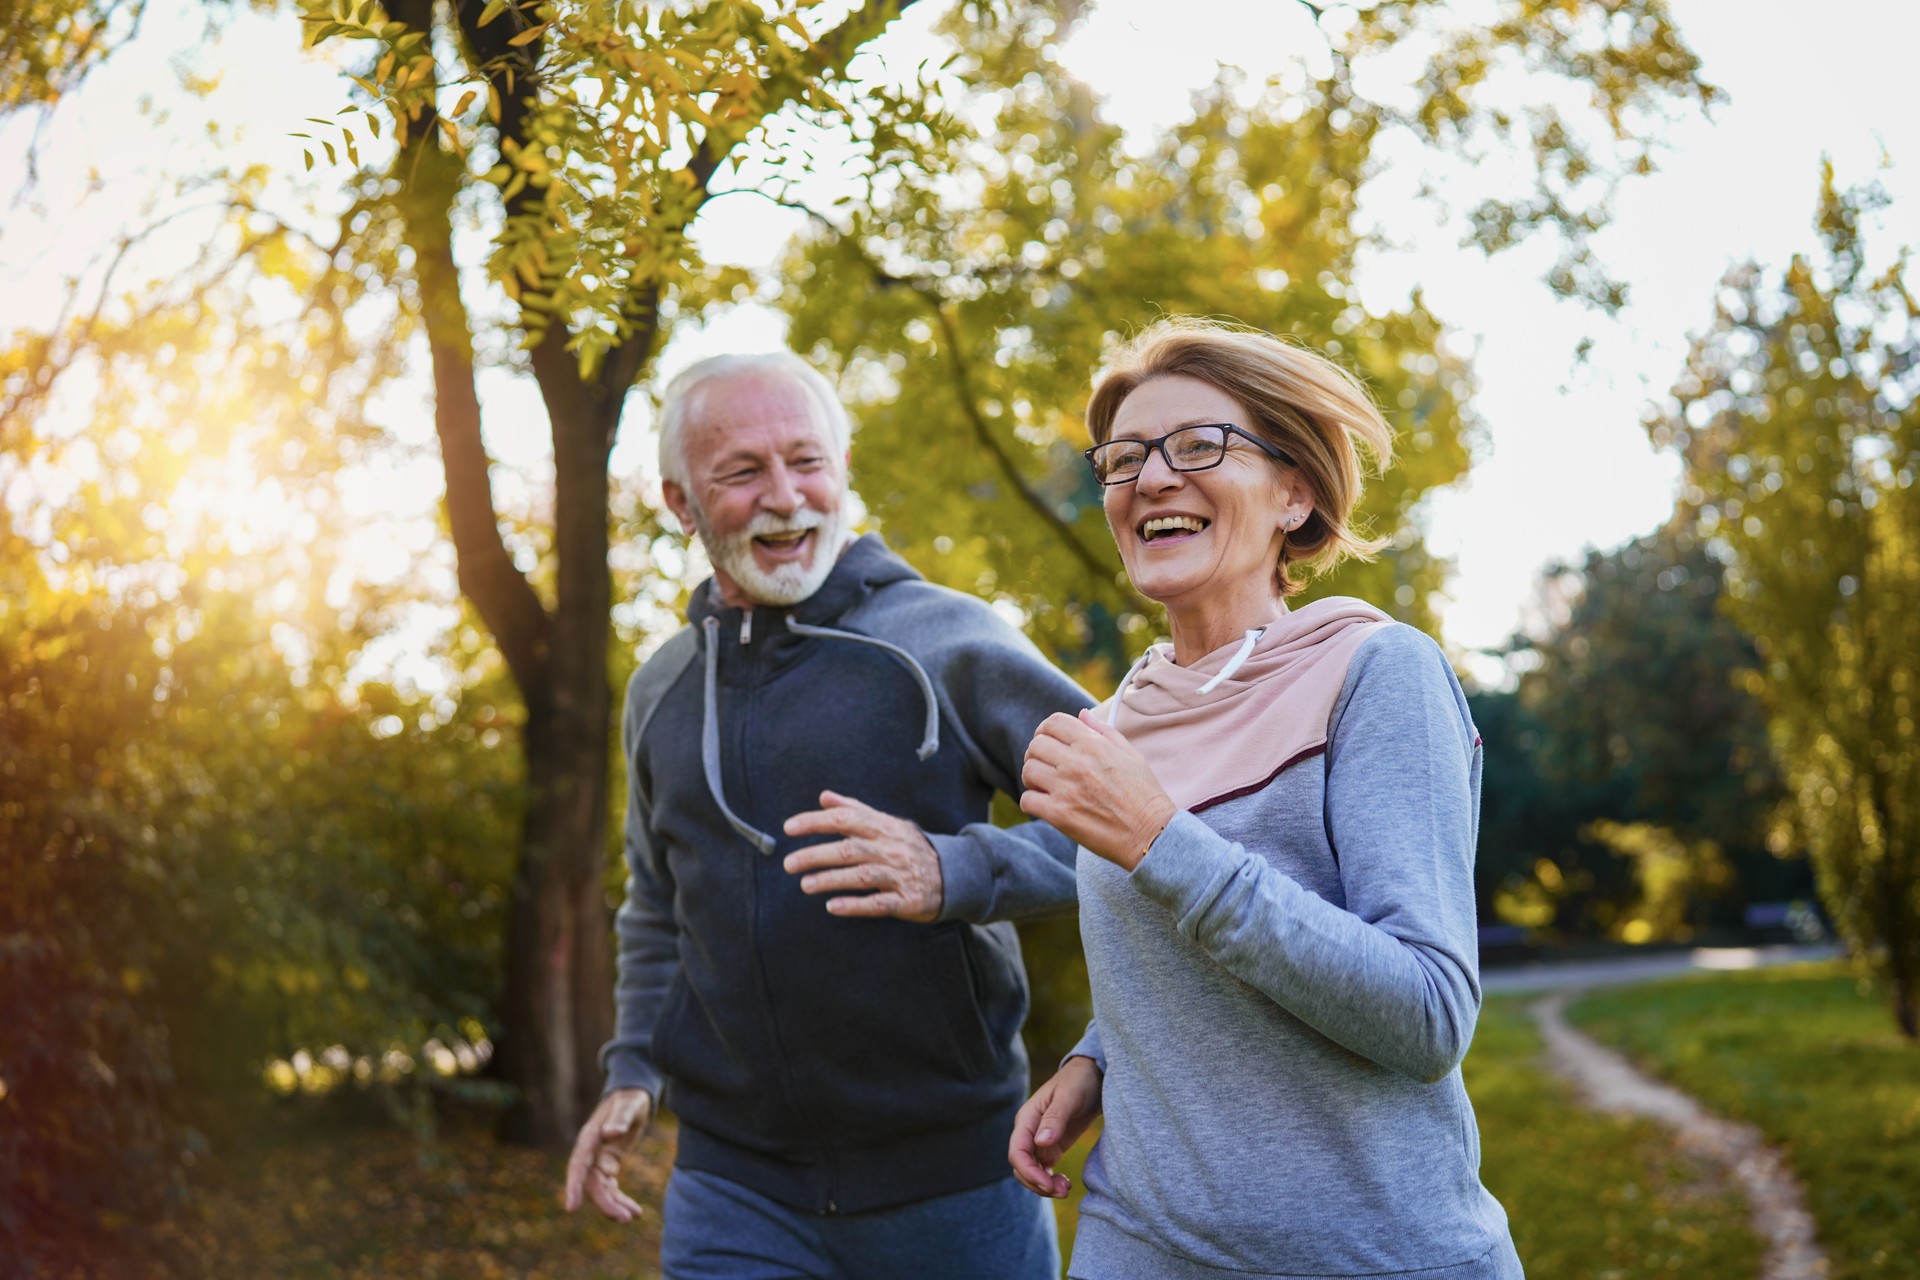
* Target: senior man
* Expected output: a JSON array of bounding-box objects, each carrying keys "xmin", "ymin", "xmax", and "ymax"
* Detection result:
[{"xmin": 562, "ymin": 351, "xmax": 1089, "ymax": 1279}]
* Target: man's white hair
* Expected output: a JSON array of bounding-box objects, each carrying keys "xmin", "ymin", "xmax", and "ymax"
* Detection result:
[{"xmin": 657, "ymin": 351, "xmax": 854, "ymax": 493}]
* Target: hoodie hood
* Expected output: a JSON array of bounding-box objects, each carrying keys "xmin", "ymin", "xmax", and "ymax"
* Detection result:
[
  {"xmin": 1103, "ymin": 596, "xmax": 1393, "ymax": 812},
  {"xmin": 687, "ymin": 532, "xmax": 920, "ymax": 633}
]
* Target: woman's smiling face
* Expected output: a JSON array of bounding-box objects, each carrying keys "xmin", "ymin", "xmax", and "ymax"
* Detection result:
[{"xmin": 1102, "ymin": 374, "xmax": 1312, "ymax": 616}]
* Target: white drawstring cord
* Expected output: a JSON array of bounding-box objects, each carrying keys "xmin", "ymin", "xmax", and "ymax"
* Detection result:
[
  {"xmin": 1106, "ymin": 650, "xmax": 1154, "ymax": 726},
  {"xmin": 1109, "ymin": 625, "xmax": 1265, "ymax": 725},
  {"xmin": 1196, "ymin": 628, "xmax": 1264, "ymax": 695}
]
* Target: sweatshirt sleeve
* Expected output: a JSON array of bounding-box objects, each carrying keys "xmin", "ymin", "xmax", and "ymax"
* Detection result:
[
  {"xmin": 930, "ymin": 819, "xmax": 1082, "ymax": 924},
  {"xmin": 597, "ymin": 677, "xmax": 682, "ymax": 1101},
  {"xmin": 1126, "ymin": 627, "xmax": 1483, "ymax": 1083},
  {"xmin": 916, "ymin": 594, "xmax": 1095, "ymax": 924},
  {"xmin": 1066, "ymin": 1018, "xmax": 1106, "ymax": 1072}
]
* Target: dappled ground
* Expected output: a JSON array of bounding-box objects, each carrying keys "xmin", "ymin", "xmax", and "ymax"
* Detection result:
[
  {"xmin": 153, "ymin": 1106, "xmax": 674, "ymax": 1280},
  {"xmin": 52, "ymin": 961, "xmax": 1910, "ymax": 1280}
]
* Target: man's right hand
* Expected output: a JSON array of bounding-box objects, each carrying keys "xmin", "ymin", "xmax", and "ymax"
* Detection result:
[
  {"xmin": 1008, "ymin": 1055, "xmax": 1103, "ymax": 1199},
  {"xmin": 563, "ymin": 1088, "xmax": 652, "ymax": 1222}
]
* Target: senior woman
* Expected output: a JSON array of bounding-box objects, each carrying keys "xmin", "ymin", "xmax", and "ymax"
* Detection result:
[{"xmin": 1009, "ymin": 318, "xmax": 1523, "ymax": 1280}]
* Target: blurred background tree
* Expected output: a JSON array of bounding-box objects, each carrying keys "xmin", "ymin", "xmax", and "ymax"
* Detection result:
[
  {"xmin": 1470, "ymin": 525, "xmax": 1804, "ymax": 944},
  {"xmin": 1650, "ymin": 166, "xmax": 1920, "ymax": 1036},
  {"xmin": 0, "ymin": 401, "xmax": 520, "ymax": 1271}
]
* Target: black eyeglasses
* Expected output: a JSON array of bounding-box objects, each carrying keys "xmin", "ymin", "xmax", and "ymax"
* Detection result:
[{"xmin": 1084, "ymin": 424, "xmax": 1294, "ymax": 487}]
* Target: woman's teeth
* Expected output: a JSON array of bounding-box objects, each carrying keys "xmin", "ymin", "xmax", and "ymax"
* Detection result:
[{"xmin": 1140, "ymin": 516, "xmax": 1207, "ymax": 541}]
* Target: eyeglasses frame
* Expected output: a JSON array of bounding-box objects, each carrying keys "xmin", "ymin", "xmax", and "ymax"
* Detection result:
[{"xmin": 1083, "ymin": 423, "xmax": 1296, "ymax": 487}]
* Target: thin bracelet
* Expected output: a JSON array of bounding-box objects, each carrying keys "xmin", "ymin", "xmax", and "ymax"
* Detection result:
[{"xmin": 1134, "ymin": 813, "xmax": 1173, "ymax": 867}]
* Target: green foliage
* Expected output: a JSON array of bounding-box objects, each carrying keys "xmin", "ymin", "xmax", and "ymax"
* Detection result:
[
  {"xmin": 295, "ymin": 0, "xmax": 932, "ymax": 376},
  {"xmin": 1471, "ymin": 527, "xmax": 1799, "ymax": 941},
  {"xmin": 1466, "ymin": 997, "xmax": 1765, "ymax": 1279},
  {"xmin": 0, "ymin": 533, "xmax": 525, "ymax": 1265},
  {"xmin": 779, "ymin": 4, "xmax": 1478, "ymax": 684},
  {"xmin": 1650, "ymin": 168, "xmax": 1920, "ymax": 1033},
  {"xmin": 1572, "ymin": 964, "xmax": 1920, "ymax": 1278},
  {"xmin": 1351, "ymin": 0, "xmax": 1719, "ymax": 311},
  {"xmin": 1, "ymin": 0, "xmax": 161, "ymax": 111}
]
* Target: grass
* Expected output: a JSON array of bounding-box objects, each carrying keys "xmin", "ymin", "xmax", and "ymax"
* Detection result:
[
  {"xmin": 1465, "ymin": 995, "xmax": 1766, "ymax": 1280},
  {"xmin": 1569, "ymin": 961, "xmax": 1920, "ymax": 1280}
]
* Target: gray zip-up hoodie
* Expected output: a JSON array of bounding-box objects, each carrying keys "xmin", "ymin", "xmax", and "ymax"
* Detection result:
[
  {"xmin": 1065, "ymin": 623, "xmax": 1524, "ymax": 1279},
  {"xmin": 601, "ymin": 534, "xmax": 1092, "ymax": 1214}
]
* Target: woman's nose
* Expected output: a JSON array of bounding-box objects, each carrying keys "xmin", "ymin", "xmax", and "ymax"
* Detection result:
[{"xmin": 1134, "ymin": 445, "xmax": 1184, "ymax": 493}]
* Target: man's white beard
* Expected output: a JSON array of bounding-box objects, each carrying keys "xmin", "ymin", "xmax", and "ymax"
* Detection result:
[{"xmin": 696, "ymin": 505, "xmax": 847, "ymax": 606}]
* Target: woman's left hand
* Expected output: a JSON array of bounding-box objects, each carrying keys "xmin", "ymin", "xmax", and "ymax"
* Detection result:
[{"xmin": 1019, "ymin": 709, "xmax": 1177, "ymax": 870}]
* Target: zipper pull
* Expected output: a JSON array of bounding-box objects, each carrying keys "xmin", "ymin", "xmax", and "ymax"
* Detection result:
[{"xmin": 739, "ymin": 608, "xmax": 753, "ymax": 646}]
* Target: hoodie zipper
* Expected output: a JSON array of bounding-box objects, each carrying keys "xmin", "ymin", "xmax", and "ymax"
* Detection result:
[{"xmin": 732, "ymin": 613, "xmax": 842, "ymax": 1211}]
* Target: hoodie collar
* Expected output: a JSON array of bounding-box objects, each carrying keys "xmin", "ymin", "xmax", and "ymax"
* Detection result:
[
  {"xmin": 687, "ymin": 532, "xmax": 920, "ymax": 637},
  {"xmin": 1105, "ymin": 596, "xmax": 1393, "ymax": 812}
]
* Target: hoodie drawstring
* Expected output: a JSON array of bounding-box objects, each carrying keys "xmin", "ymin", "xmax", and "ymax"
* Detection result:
[
  {"xmin": 1197, "ymin": 627, "xmax": 1265, "ymax": 695},
  {"xmin": 784, "ymin": 616, "xmax": 941, "ymax": 761},
  {"xmin": 701, "ymin": 616, "xmax": 779, "ymax": 856},
  {"xmin": 1108, "ymin": 626, "xmax": 1266, "ymax": 723},
  {"xmin": 697, "ymin": 613, "xmax": 945, "ymax": 857}
]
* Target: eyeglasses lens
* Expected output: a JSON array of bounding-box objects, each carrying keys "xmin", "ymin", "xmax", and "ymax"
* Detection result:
[
  {"xmin": 1168, "ymin": 428, "xmax": 1224, "ymax": 467},
  {"xmin": 1093, "ymin": 426, "xmax": 1228, "ymax": 485}
]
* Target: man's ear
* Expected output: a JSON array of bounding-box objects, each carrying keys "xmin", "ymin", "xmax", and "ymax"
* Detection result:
[{"xmin": 662, "ymin": 480, "xmax": 696, "ymax": 534}]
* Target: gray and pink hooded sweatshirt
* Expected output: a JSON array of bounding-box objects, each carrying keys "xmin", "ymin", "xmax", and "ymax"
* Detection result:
[{"xmin": 1052, "ymin": 598, "xmax": 1525, "ymax": 1280}]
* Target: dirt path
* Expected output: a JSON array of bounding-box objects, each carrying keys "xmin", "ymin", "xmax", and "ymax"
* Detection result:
[{"xmin": 1530, "ymin": 993, "xmax": 1828, "ymax": 1280}]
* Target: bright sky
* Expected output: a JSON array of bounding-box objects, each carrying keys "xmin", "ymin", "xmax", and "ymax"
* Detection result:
[{"xmin": 4, "ymin": 0, "xmax": 1916, "ymax": 685}]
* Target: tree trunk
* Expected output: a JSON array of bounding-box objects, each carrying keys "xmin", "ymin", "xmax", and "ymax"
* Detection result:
[
  {"xmin": 498, "ymin": 689, "xmax": 614, "ymax": 1145},
  {"xmin": 498, "ymin": 360, "xmax": 619, "ymax": 1144},
  {"xmin": 397, "ymin": 124, "xmax": 619, "ymax": 1145},
  {"xmin": 386, "ymin": 0, "xmax": 925, "ymax": 1145}
]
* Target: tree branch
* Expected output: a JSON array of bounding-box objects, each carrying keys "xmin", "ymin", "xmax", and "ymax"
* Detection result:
[
  {"xmin": 594, "ymin": 0, "xmax": 926, "ymax": 399},
  {"xmin": 918, "ymin": 295, "xmax": 1144, "ymax": 609},
  {"xmin": 386, "ymin": 0, "xmax": 551, "ymax": 699},
  {"xmin": 1, "ymin": 196, "xmax": 245, "ymax": 438}
]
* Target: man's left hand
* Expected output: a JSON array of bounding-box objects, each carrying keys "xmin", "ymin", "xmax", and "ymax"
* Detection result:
[{"xmin": 783, "ymin": 791, "xmax": 944, "ymax": 922}]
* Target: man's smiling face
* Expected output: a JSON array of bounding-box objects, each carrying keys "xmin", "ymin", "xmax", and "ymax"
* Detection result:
[{"xmin": 664, "ymin": 370, "xmax": 849, "ymax": 608}]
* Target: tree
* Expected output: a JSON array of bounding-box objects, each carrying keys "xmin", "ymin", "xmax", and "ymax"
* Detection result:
[
  {"xmin": 1471, "ymin": 526, "xmax": 1799, "ymax": 941},
  {"xmin": 776, "ymin": 0, "xmax": 1717, "ymax": 685},
  {"xmin": 4, "ymin": 0, "xmax": 938, "ymax": 1148},
  {"xmin": 1651, "ymin": 167, "xmax": 1920, "ymax": 1035}
]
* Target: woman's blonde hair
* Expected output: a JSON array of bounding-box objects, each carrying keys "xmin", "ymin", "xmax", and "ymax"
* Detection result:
[{"xmin": 1086, "ymin": 317, "xmax": 1394, "ymax": 597}]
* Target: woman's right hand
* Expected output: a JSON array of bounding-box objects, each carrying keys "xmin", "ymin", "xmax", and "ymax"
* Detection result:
[{"xmin": 1008, "ymin": 1055, "xmax": 1104, "ymax": 1198}]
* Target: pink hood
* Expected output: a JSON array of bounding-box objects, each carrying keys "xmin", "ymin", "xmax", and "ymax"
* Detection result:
[{"xmin": 1102, "ymin": 596, "xmax": 1394, "ymax": 813}]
